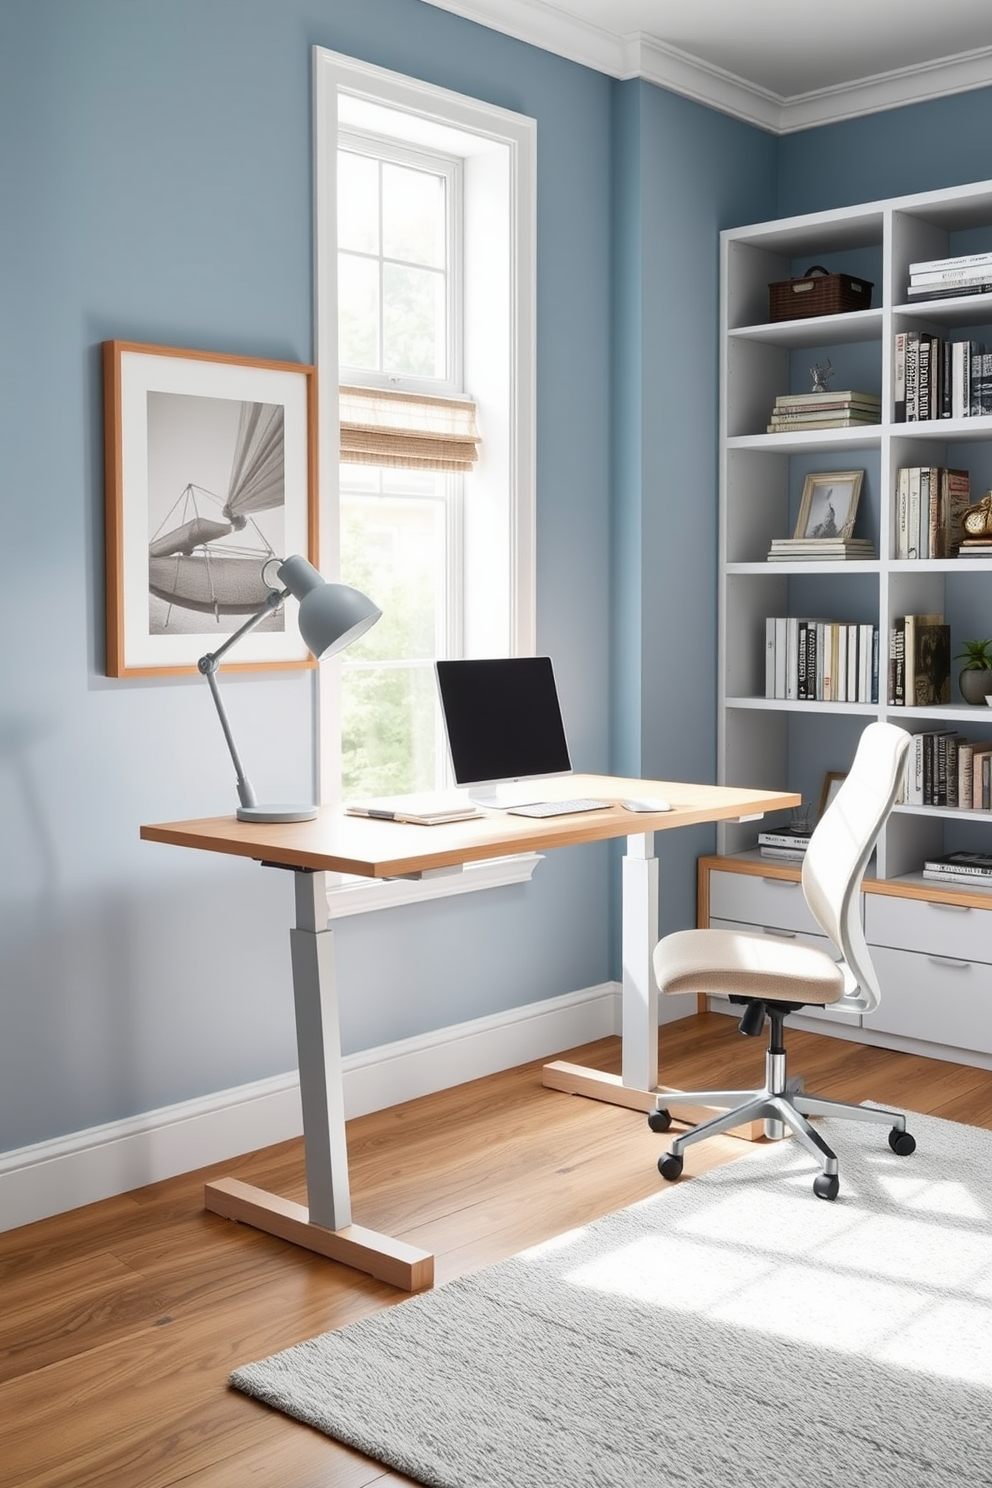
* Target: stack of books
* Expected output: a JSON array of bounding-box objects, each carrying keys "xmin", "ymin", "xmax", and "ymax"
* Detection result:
[
  {"xmin": 767, "ymin": 390, "xmax": 881, "ymax": 434},
  {"xmin": 907, "ymin": 251, "xmax": 992, "ymax": 302},
  {"xmin": 922, "ymin": 850, "xmax": 992, "ymax": 884},
  {"xmin": 767, "ymin": 537, "xmax": 875, "ymax": 561},
  {"xmin": 758, "ymin": 828, "xmax": 811, "ymax": 861}
]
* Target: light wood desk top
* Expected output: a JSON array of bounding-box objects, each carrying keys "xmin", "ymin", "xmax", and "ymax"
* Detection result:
[{"xmin": 140, "ymin": 773, "xmax": 798, "ymax": 875}]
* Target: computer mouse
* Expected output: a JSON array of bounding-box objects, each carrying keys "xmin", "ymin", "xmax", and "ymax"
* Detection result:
[{"xmin": 621, "ymin": 797, "xmax": 672, "ymax": 813}]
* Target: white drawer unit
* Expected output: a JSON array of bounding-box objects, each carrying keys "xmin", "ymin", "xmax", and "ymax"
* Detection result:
[
  {"xmin": 869, "ymin": 946, "xmax": 992, "ymax": 1055},
  {"xmin": 698, "ymin": 855, "xmax": 992, "ymax": 1066},
  {"xmin": 865, "ymin": 894, "xmax": 992, "ymax": 966},
  {"xmin": 709, "ymin": 868, "xmax": 822, "ymax": 938}
]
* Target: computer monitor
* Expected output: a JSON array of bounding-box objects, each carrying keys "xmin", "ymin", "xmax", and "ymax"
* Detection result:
[{"xmin": 435, "ymin": 656, "xmax": 572, "ymax": 803}]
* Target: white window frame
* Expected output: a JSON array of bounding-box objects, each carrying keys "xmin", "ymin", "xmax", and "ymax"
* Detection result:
[{"xmin": 313, "ymin": 47, "xmax": 538, "ymax": 912}]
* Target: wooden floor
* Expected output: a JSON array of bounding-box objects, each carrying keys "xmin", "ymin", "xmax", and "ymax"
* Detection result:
[{"xmin": 4, "ymin": 1012, "xmax": 992, "ymax": 1488}]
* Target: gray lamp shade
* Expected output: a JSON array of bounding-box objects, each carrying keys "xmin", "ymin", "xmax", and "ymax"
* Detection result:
[{"xmin": 276, "ymin": 555, "xmax": 381, "ymax": 659}]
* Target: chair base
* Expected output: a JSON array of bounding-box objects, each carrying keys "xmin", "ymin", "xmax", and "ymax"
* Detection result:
[{"xmin": 652, "ymin": 1007, "xmax": 915, "ymax": 1199}]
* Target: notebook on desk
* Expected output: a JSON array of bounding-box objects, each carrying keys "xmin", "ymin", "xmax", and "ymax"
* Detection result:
[{"xmin": 345, "ymin": 793, "xmax": 485, "ymax": 826}]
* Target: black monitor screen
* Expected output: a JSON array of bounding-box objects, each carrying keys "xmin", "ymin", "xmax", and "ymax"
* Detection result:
[{"xmin": 435, "ymin": 657, "xmax": 572, "ymax": 787}]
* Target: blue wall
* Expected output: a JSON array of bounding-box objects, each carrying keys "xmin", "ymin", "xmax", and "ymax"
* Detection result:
[{"xmin": 2, "ymin": 0, "xmax": 991, "ymax": 1161}]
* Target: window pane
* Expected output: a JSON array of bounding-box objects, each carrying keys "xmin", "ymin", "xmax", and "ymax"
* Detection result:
[
  {"xmin": 338, "ymin": 151, "xmax": 379, "ymax": 254},
  {"xmin": 340, "ymin": 484, "xmax": 444, "ymax": 662},
  {"xmin": 382, "ymin": 161, "xmax": 445, "ymax": 268},
  {"xmin": 341, "ymin": 663, "xmax": 438, "ymax": 798},
  {"xmin": 382, "ymin": 263, "xmax": 445, "ymax": 378},
  {"xmin": 338, "ymin": 252, "xmax": 380, "ymax": 370}
]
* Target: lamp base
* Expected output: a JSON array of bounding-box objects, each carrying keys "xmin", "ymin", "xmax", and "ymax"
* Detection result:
[{"xmin": 236, "ymin": 804, "xmax": 319, "ymax": 823}]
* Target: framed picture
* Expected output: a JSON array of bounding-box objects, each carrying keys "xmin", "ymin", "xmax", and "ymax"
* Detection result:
[
  {"xmin": 818, "ymin": 771, "xmax": 847, "ymax": 820},
  {"xmin": 103, "ymin": 341, "xmax": 317, "ymax": 677},
  {"xmin": 794, "ymin": 470, "xmax": 864, "ymax": 541}
]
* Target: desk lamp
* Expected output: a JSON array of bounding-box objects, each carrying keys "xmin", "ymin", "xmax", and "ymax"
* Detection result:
[{"xmin": 198, "ymin": 554, "xmax": 380, "ymax": 822}]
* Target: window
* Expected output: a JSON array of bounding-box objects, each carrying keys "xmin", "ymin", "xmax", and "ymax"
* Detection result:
[{"xmin": 313, "ymin": 49, "xmax": 537, "ymax": 828}]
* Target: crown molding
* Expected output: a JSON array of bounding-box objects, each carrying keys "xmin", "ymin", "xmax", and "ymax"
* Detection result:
[{"xmin": 416, "ymin": 0, "xmax": 992, "ymax": 134}]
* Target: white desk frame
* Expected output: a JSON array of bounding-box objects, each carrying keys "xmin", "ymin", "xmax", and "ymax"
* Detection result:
[{"xmin": 142, "ymin": 776, "xmax": 796, "ymax": 1290}]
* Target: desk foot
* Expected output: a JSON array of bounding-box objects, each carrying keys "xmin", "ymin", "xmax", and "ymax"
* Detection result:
[
  {"xmin": 204, "ymin": 1177, "xmax": 434, "ymax": 1291},
  {"xmin": 541, "ymin": 1061, "xmax": 763, "ymax": 1141}
]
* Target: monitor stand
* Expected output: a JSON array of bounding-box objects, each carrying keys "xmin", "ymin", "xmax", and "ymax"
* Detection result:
[{"xmin": 468, "ymin": 779, "xmax": 561, "ymax": 810}]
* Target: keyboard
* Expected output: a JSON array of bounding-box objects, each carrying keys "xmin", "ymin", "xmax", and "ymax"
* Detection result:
[{"xmin": 506, "ymin": 797, "xmax": 612, "ymax": 818}]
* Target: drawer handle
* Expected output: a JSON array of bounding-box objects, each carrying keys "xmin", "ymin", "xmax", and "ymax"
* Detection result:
[
  {"xmin": 926, "ymin": 954, "xmax": 971, "ymax": 970},
  {"xmin": 762, "ymin": 878, "xmax": 798, "ymax": 888},
  {"xmin": 927, "ymin": 902, "xmax": 971, "ymax": 914},
  {"xmin": 761, "ymin": 927, "xmax": 797, "ymax": 938}
]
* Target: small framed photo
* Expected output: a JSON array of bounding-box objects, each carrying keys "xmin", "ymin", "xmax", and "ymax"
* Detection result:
[
  {"xmin": 818, "ymin": 770, "xmax": 847, "ymax": 821},
  {"xmin": 103, "ymin": 341, "xmax": 317, "ymax": 677},
  {"xmin": 794, "ymin": 470, "xmax": 864, "ymax": 541}
]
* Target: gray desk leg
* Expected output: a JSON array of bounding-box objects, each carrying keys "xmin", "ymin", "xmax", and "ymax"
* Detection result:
[
  {"xmin": 289, "ymin": 868, "xmax": 351, "ymax": 1230},
  {"xmin": 203, "ymin": 868, "xmax": 434, "ymax": 1290}
]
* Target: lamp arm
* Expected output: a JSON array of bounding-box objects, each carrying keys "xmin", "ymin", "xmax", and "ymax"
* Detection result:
[{"xmin": 197, "ymin": 587, "xmax": 287, "ymax": 813}]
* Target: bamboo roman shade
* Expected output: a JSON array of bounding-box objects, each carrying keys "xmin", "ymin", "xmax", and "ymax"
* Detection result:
[{"xmin": 339, "ymin": 384, "xmax": 480, "ymax": 472}]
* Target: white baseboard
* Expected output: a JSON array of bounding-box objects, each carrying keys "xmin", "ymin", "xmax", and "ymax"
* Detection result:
[{"xmin": 0, "ymin": 981, "xmax": 620, "ymax": 1234}]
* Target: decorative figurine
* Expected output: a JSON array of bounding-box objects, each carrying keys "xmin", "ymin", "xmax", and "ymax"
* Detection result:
[
  {"xmin": 809, "ymin": 359, "xmax": 834, "ymax": 394},
  {"xmin": 962, "ymin": 492, "xmax": 992, "ymax": 538}
]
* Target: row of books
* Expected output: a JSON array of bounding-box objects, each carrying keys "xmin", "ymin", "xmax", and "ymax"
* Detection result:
[
  {"xmin": 764, "ymin": 617, "xmax": 879, "ymax": 703},
  {"xmin": 900, "ymin": 734, "xmax": 992, "ymax": 812},
  {"xmin": 894, "ymin": 331, "xmax": 992, "ymax": 421},
  {"xmin": 766, "ymin": 389, "xmax": 880, "ymax": 434},
  {"xmin": 923, "ymin": 850, "xmax": 992, "ymax": 884},
  {"xmin": 906, "ymin": 249, "xmax": 992, "ymax": 303},
  {"xmin": 893, "ymin": 466, "xmax": 970, "ymax": 560},
  {"xmin": 888, "ymin": 614, "xmax": 950, "ymax": 707}
]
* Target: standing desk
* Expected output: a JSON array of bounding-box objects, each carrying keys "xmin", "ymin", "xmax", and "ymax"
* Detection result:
[{"xmin": 141, "ymin": 772, "xmax": 797, "ymax": 1290}]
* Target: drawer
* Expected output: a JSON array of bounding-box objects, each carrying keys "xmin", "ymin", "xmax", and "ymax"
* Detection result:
[
  {"xmin": 708, "ymin": 869, "xmax": 822, "ymax": 938},
  {"xmin": 865, "ymin": 893, "xmax": 992, "ymax": 965},
  {"xmin": 708, "ymin": 917, "xmax": 861, "ymax": 1027},
  {"xmin": 869, "ymin": 945, "xmax": 992, "ymax": 1054}
]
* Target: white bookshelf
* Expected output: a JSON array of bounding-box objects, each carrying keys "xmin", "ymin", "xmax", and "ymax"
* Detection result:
[{"xmin": 718, "ymin": 178, "xmax": 992, "ymax": 881}]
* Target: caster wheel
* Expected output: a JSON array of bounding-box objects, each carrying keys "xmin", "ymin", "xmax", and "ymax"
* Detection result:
[
  {"xmin": 648, "ymin": 1108, "xmax": 672, "ymax": 1133},
  {"xmin": 813, "ymin": 1173, "xmax": 839, "ymax": 1201},
  {"xmin": 658, "ymin": 1153, "xmax": 684, "ymax": 1182},
  {"xmin": 888, "ymin": 1128, "xmax": 916, "ymax": 1156}
]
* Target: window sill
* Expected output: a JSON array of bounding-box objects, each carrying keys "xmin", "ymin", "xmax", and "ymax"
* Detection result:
[{"xmin": 325, "ymin": 852, "xmax": 543, "ymax": 918}]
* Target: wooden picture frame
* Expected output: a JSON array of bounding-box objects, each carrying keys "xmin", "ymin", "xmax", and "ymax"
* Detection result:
[
  {"xmin": 818, "ymin": 770, "xmax": 847, "ymax": 821},
  {"xmin": 793, "ymin": 470, "xmax": 864, "ymax": 541},
  {"xmin": 103, "ymin": 341, "xmax": 317, "ymax": 677}
]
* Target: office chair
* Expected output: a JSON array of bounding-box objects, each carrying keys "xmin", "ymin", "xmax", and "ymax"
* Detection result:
[{"xmin": 649, "ymin": 720, "xmax": 915, "ymax": 1201}]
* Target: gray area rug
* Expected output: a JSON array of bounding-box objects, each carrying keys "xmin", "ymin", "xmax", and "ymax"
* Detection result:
[{"xmin": 231, "ymin": 1109, "xmax": 992, "ymax": 1487}]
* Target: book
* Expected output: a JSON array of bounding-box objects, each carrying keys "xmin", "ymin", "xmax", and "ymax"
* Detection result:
[
  {"xmin": 345, "ymin": 793, "xmax": 484, "ymax": 825},
  {"xmin": 908, "ymin": 615, "xmax": 950, "ymax": 707},
  {"xmin": 922, "ymin": 851, "xmax": 992, "ymax": 876},
  {"xmin": 910, "ymin": 249, "xmax": 992, "ymax": 276},
  {"xmin": 894, "ymin": 331, "xmax": 907, "ymax": 421},
  {"xmin": 922, "ymin": 868, "xmax": 992, "ymax": 885},
  {"xmin": 907, "ymin": 281, "xmax": 992, "ymax": 301},
  {"xmin": 758, "ymin": 845, "xmax": 807, "ymax": 860},
  {"xmin": 765, "ymin": 416, "xmax": 880, "ymax": 433},
  {"xmin": 770, "ymin": 390, "xmax": 880, "ymax": 410},
  {"xmin": 944, "ymin": 468, "xmax": 971, "ymax": 551},
  {"xmin": 888, "ymin": 616, "xmax": 905, "ymax": 705}
]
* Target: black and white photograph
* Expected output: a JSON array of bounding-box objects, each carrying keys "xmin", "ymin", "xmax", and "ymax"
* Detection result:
[
  {"xmin": 104, "ymin": 342, "xmax": 316, "ymax": 677},
  {"xmin": 794, "ymin": 469, "xmax": 864, "ymax": 541}
]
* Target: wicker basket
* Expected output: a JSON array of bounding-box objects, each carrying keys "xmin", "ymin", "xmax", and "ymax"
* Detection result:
[{"xmin": 768, "ymin": 265, "xmax": 873, "ymax": 322}]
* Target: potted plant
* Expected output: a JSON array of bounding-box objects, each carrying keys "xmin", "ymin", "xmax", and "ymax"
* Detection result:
[{"xmin": 955, "ymin": 638, "xmax": 992, "ymax": 704}]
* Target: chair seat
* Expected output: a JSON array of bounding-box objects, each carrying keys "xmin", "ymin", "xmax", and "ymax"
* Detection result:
[{"xmin": 653, "ymin": 927, "xmax": 845, "ymax": 1006}]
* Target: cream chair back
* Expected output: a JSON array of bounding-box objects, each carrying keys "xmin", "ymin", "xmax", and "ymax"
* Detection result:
[{"xmin": 801, "ymin": 722, "xmax": 911, "ymax": 1014}]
